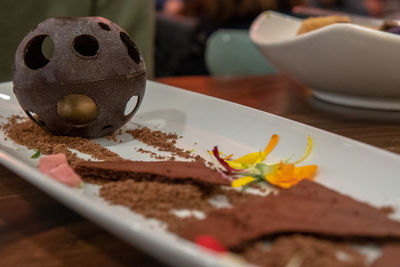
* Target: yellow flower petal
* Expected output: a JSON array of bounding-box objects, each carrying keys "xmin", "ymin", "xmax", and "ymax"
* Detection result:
[
  {"xmin": 229, "ymin": 134, "xmax": 279, "ymax": 166},
  {"xmin": 226, "ymin": 160, "xmax": 247, "ymax": 170},
  {"xmin": 232, "ymin": 176, "xmax": 256, "ymax": 187},
  {"xmin": 223, "ymin": 154, "xmax": 233, "ymax": 160},
  {"xmin": 233, "ymin": 151, "xmax": 266, "ymax": 165},
  {"xmin": 293, "ymin": 135, "xmax": 313, "ymax": 164}
]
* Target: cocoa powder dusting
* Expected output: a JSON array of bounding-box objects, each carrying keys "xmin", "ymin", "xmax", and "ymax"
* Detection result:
[
  {"xmin": 127, "ymin": 127, "xmax": 204, "ymax": 162},
  {"xmin": 240, "ymin": 235, "xmax": 366, "ymax": 267},
  {"xmin": 105, "ymin": 129, "xmax": 123, "ymax": 142},
  {"xmin": 99, "ymin": 179, "xmax": 264, "ymax": 232},
  {"xmin": 136, "ymin": 148, "xmax": 168, "ymax": 160},
  {"xmin": 100, "ymin": 180, "xmax": 215, "ymax": 212},
  {"xmin": 380, "ymin": 206, "xmax": 395, "ymax": 215},
  {"xmin": 100, "ymin": 180, "xmax": 215, "ymax": 231},
  {"xmin": 3, "ymin": 118, "xmax": 121, "ymax": 166},
  {"xmin": 218, "ymin": 188, "xmax": 265, "ymax": 206}
]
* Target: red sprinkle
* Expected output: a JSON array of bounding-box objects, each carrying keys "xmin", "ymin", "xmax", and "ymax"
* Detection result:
[{"xmin": 195, "ymin": 235, "xmax": 227, "ymax": 253}]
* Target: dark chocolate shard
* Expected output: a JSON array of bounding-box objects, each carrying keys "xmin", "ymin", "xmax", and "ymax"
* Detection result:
[
  {"xmin": 74, "ymin": 160, "xmax": 230, "ymax": 186},
  {"xmin": 178, "ymin": 180, "xmax": 400, "ymax": 248},
  {"xmin": 371, "ymin": 243, "xmax": 400, "ymax": 267}
]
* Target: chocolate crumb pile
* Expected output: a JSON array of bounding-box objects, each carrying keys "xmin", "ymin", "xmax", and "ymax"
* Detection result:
[
  {"xmin": 240, "ymin": 235, "xmax": 366, "ymax": 267},
  {"xmin": 100, "ymin": 180, "xmax": 215, "ymax": 229},
  {"xmin": 137, "ymin": 148, "xmax": 167, "ymax": 160},
  {"xmin": 127, "ymin": 127, "xmax": 203, "ymax": 161},
  {"xmin": 105, "ymin": 129, "xmax": 123, "ymax": 142},
  {"xmin": 2, "ymin": 118, "xmax": 121, "ymax": 166},
  {"xmin": 99, "ymin": 179, "xmax": 263, "ymax": 232}
]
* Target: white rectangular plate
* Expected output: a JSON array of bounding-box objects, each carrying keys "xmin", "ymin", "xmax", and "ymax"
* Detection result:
[{"xmin": 1, "ymin": 81, "xmax": 400, "ymax": 266}]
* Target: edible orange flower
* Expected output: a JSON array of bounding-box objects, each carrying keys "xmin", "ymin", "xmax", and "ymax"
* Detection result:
[
  {"xmin": 225, "ymin": 135, "xmax": 317, "ymax": 189},
  {"xmin": 264, "ymin": 162, "xmax": 317, "ymax": 189}
]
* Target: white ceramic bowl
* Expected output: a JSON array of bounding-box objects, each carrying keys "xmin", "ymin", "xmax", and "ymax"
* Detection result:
[{"xmin": 250, "ymin": 11, "xmax": 400, "ymax": 110}]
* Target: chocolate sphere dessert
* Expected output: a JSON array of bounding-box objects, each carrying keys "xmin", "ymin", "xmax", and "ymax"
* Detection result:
[{"xmin": 13, "ymin": 17, "xmax": 146, "ymax": 138}]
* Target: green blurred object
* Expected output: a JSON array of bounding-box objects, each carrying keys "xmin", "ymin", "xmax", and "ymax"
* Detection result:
[
  {"xmin": 205, "ymin": 29, "xmax": 277, "ymax": 76},
  {"xmin": 0, "ymin": 0, "xmax": 154, "ymax": 81}
]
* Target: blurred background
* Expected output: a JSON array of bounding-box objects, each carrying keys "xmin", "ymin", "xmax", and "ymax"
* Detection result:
[{"xmin": 1, "ymin": 0, "xmax": 399, "ymax": 81}]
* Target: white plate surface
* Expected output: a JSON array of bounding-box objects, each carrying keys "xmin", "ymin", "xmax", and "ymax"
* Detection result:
[{"xmin": 1, "ymin": 81, "xmax": 400, "ymax": 266}]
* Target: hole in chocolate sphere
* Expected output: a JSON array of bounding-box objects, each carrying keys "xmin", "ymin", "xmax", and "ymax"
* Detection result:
[
  {"xmin": 102, "ymin": 125, "xmax": 112, "ymax": 130},
  {"xmin": 120, "ymin": 32, "xmax": 141, "ymax": 64},
  {"xmin": 57, "ymin": 94, "xmax": 97, "ymax": 125},
  {"xmin": 98, "ymin": 22, "xmax": 110, "ymax": 31},
  {"xmin": 73, "ymin": 34, "xmax": 99, "ymax": 57},
  {"xmin": 26, "ymin": 111, "xmax": 46, "ymax": 126},
  {"xmin": 124, "ymin": 95, "xmax": 139, "ymax": 116},
  {"xmin": 24, "ymin": 35, "xmax": 54, "ymax": 70}
]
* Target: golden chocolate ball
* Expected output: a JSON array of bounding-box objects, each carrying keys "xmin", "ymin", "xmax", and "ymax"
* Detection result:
[{"xmin": 57, "ymin": 94, "xmax": 97, "ymax": 124}]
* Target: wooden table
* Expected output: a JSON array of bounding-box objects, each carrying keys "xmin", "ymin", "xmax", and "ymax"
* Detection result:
[{"xmin": 1, "ymin": 74, "xmax": 400, "ymax": 266}]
